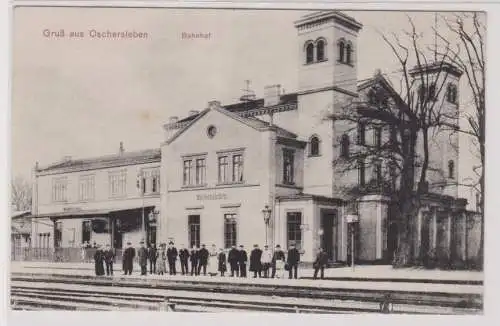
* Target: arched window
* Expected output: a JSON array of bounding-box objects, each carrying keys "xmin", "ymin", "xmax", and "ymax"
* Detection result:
[
  {"xmin": 357, "ymin": 122, "xmax": 366, "ymax": 145},
  {"xmin": 338, "ymin": 40, "xmax": 345, "ymax": 63},
  {"xmin": 309, "ymin": 135, "xmax": 320, "ymax": 156},
  {"xmin": 346, "ymin": 42, "xmax": 352, "ymax": 64},
  {"xmin": 340, "ymin": 134, "xmax": 350, "ymax": 158},
  {"xmin": 448, "ymin": 160, "xmax": 454, "ymax": 179},
  {"xmin": 368, "ymin": 89, "xmax": 377, "ymax": 105},
  {"xmin": 305, "ymin": 42, "xmax": 314, "ymax": 64},
  {"xmin": 316, "ymin": 39, "xmax": 325, "ymax": 61}
]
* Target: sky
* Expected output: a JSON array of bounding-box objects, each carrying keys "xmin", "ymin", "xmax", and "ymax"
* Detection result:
[{"xmin": 11, "ymin": 7, "xmax": 485, "ymax": 207}]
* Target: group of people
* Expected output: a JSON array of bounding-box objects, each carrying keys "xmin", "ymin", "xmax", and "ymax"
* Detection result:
[{"xmin": 93, "ymin": 240, "xmax": 331, "ymax": 280}]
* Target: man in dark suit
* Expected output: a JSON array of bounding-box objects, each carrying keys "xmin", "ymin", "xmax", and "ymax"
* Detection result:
[
  {"xmin": 227, "ymin": 245, "xmax": 239, "ymax": 277},
  {"xmin": 287, "ymin": 243, "xmax": 300, "ymax": 279},
  {"xmin": 179, "ymin": 244, "xmax": 190, "ymax": 275},
  {"xmin": 313, "ymin": 247, "xmax": 329, "ymax": 280},
  {"xmin": 103, "ymin": 244, "xmax": 115, "ymax": 276},
  {"xmin": 238, "ymin": 245, "xmax": 248, "ymax": 278},
  {"xmin": 249, "ymin": 244, "xmax": 263, "ymax": 278},
  {"xmin": 190, "ymin": 246, "xmax": 199, "ymax": 276},
  {"xmin": 197, "ymin": 244, "xmax": 209, "ymax": 276},
  {"xmin": 148, "ymin": 243, "xmax": 157, "ymax": 274},
  {"xmin": 122, "ymin": 241, "xmax": 136, "ymax": 275},
  {"xmin": 167, "ymin": 241, "xmax": 178, "ymax": 275},
  {"xmin": 138, "ymin": 240, "xmax": 148, "ymax": 276},
  {"xmin": 271, "ymin": 244, "xmax": 286, "ymax": 278}
]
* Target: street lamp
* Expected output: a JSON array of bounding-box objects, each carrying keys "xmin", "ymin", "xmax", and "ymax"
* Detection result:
[
  {"xmin": 261, "ymin": 205, "xmax": 272, "ymax": 246},
  {"xmin": 346, "ymin": 214, "xmax": 359, "ymax": 272}
]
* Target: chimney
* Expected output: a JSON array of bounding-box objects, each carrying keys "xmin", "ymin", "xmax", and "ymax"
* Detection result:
[
  {"xmin": 188, "ymin": 110, "xmax": 199, "ymax": 116},
  {"xmin": 168, "ymin": 116, "xmax": 179, "ymax": 124},
  {"xmin": 264, "ymin": 84, "xmax": 281, "ymax": 107},
  {"xmin": 208, "ymin": 100, "xmax": 221, "ymax": 110},
  {"xmin": 119, "ymin": 142, "xmax": 125, "ymax": 155}
]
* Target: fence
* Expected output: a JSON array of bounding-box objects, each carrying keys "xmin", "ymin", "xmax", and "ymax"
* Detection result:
[{"xmin": 11, "ymin": 247, "xmax": 127, "ymax": 263}]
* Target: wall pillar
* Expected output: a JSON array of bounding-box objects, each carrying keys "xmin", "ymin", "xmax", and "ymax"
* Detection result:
[{"xmin": 432, "ymin": 207, "xmax": 437, "ymax": 249}]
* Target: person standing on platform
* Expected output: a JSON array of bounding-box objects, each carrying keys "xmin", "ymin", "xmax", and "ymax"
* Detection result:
[
  {"xmin": 217, "ymin": 248, "xmax": 227, "ymax": 277},
  {"xmin": 190, "ymin": 246, "xmax": 199, "ymax": 276},
  {"xmin": 238, "ymin": 245, "xmax": 248, "ymax": 278},
  {"xmin": 179, "ymin": 244, "xmax": 190, "ymax": 275},
  {"xmin": 104, "ymin": 244, "xmax": 115, "ymax": 276},
  {"xmin": 197, "ymin": 244, "xmax": 209, "ymax": 276},
  {"xmin": 261, "ymin": 245, "xmax": 272, "ymax": 278},
  {"xmin": 138, "ymin": 240, "xmax": 148, "ymax": 276},
  {"xmin": 94, "ymin": 244, "xmax": 105, "ymax": 276},
  {"xmin": 157, "ymin": 243, "xmax": 167, "ymax": 275},
  {"xmin": 287, "ymin": 243, "xmax": 300, "ymax": 279},
  {"xmin": 228, "ymin": 245, "xmax": 239, "ymax": 277},
  {"xmin": 313, "ymin": 247, "xmax": 329, "ymax": 280},
  {"xmin": 123, "ymin": 241, "xmax": 136, "ymax": 275},
  {"xmin": 167, "ymin": 241, "xmax": 178, "ymax": 275},
  {"xmin": 249, "ymin": 244, "xmax": 263, "ymax": 278},
  {"xmin": 209, "ymin": 244, "xmax": 218, "ymax": 276},
  {"xmin": 271, "ymin": 244, "xmax": 286, "ymax": 278},
  {"xmin": 148, "ymin": 243, "xmax": 157, "ymax": 275}
]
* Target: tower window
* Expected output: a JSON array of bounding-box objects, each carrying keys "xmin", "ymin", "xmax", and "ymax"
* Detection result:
[
  {"xmin": 374, "ymin": 127, "xmax": 382, "ymax": 149},
  {"xmin": 428, "ymin": 83, "xmax": 436, "ymax": 100},
  {"xmin": 316, "ymin": 39, "xmax": 325, "ymax": 61},
  {"xmin": 448, "ymin": 160, "xmax": 454, "ymax": 179},
  {"xmin": 447, "ymin": 84, "xmax": 458, "ymax": 104},
  {"xmin": 340, "ymin": 134, "xmax": 350, "ymax": 159},
  {"xmin": 305, "ymin": 42, "xmax": 314, "ymax": 64},
  {"xmin": 309, "ymin": 135, "xmax": 320, "ymax": 156},
  {"xmin": 374, "ymin": 160, "xmax": 382, "ymax": 184},
  {"xmin": 357, "ymin": 122, "xmax": 366, "ymax": 145},
  {"xmin": 358, "ymin": 158, "xmax": 366, "ymax": 186},
  {"xmin": 346, "ymin": 42, "xmax": 352, "ymax": 64},
  {"xmin": 338, "ymin": 40, "xmax": 345, "ymax": 63}
]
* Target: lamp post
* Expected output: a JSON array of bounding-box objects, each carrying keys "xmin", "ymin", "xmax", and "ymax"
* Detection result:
[
  {"xmin": 346, "ymin": 214, "xmax": 359, "ymax": 272},
  {"xmin": 262, "ymin": 205, "xmax": 272, "ymax": 246}
]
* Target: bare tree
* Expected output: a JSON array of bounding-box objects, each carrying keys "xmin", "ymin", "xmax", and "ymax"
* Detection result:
[
  {"xmin": 330, "ymin": 16, "xmax": 460, "ymax": 267},
  {"xmin": 11, "ymin": 176, "xmax": 32, "ymax": 211},
  {"xmin": 435, "ymin": 12, "xmax": 485, "ymax": 268}
]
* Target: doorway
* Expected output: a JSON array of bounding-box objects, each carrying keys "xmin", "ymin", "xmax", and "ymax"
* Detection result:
[{"xmin": 320, "ymin": 209, "xmax": 337, "ymax": 261}]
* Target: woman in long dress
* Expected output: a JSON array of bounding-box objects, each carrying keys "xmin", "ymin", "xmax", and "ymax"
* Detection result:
[
  {"xmin": 157, "ymin": 243, "xmax": 167, "ymax": 275},
  {"xmin": 93, "ymin": 245, "xmax": 105, "ymax": 276}
]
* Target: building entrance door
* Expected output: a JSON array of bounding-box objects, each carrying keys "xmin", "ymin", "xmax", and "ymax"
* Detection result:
[{"xmin": 320, "ymin": 210, "xmax": 337, "ymax": 261}]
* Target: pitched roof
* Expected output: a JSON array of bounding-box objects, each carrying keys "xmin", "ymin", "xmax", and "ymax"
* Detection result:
[{"xmin": 37, "ymin": 148, "xmax": 161, "ymax": 175}]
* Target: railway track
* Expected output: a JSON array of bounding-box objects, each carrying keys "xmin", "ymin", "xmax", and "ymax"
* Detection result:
[{"xmin": 10, "ymin": 275, "xmax": 482, "ymax": 314}]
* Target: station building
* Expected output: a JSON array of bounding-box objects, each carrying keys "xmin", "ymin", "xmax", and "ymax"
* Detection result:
[{"xmin": 26, "ymin": 11, "xmax": 482, "ymax": 265}]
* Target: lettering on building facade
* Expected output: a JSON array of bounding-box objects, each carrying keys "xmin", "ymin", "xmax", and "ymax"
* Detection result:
[{"xmin": 196, "ymin": 193, "xmax": 228, "ymax": 201}]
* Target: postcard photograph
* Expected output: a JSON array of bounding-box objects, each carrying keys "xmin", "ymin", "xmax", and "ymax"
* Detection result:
[{"xmin": 9, "ymin": 5, "xmax": 484, "ymax": 314}]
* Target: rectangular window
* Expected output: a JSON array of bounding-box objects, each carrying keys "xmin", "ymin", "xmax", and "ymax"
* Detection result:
[
  {"xmin": 232, "ymin": 154, "xmax": 244, "ymax": 183},
  {"xmin": 54, "ymin": 221, "xmax": 63, "ymax": 248},
  {"xmin": 188, "ymin": 215, "xmax": 201, "ymax": 248},
  {"xmin": 142, "ymin": 168, "xmax": 160, "ymax": 194},
  {"xmin": 357, "ymin": 123, "xmax": 366, "ymax": 145},
  {"xmin": 218, "ymin": 156, "xmax": 229, "ymax": 184},
  {"xmin": 195, "ymin": 158, "xmax": 206, "ymax": 185},
  {"xmin": 374, "ymin": 127, "xmax": 382, "ymax": 149},
  {"xmin": 78, "ymin": 175, "xmax": 95, "ymax": 201},
  {"xmin": 358, "ymin": 158, "xmax": 365, "ymax": 186},
  {"xmin": 183, "ymin": 160, "xmax": 193, "ymax": 186},
  {"xmin": 109, "ymin": 170, "xmax": 127, "ymax": 197},
  {"xmin": 374, "ymin": 160, "xmax": 382, "ymax": 184},
  {"xmin": 52, "ymin": 177, "xmax": 68, "ymax": 202},
  {"xmin": 82, "ymin": 220, "xmax": 91, "ymax": 244},
  {"xmin": 283, "ymin": 149, "xmax": 295, "ymax": 185},
  {"xmin": 224, "ymin": 213, "xmax": 237, "ymax": 248},
  {"xmin": 151, "ymin": 169, "xmax": 160, "ymax": 193},
  {"xmin": 286, "ymin": 212, "xmax": 302, "ymax": 250}
]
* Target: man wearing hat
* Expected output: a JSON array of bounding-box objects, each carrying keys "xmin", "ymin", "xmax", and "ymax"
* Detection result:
[
  {"xmin": 227, "ymin": 245, "xmax": 239, "ymax": 277},
  {"xmin": 260, "ymin": 245, "xmax": 272, "ymax": 278},
  {"xmin": 249, "ymin": 244, "xmax": 263, "ymax": 278},
  {"xmin": 238, "ymin": 245, "xmax": 248, "ymax": 278},
  {"xmin": 122, "ymin": 241, "xmax": 136, "ymax": 275},
  {"xmin": 197, "ymin": 244, "xmax": 209, "ymax": 276},
  {"xmin": 179, "ymin": 244, "xmax": 190, "ymax": 275},
  {"xmin": 138, "ymin": 240, "xmax": 148, "ymax": 276},
  {"xmin": 104, "ymin": 244, "xmax": 115, "ymax": 276},
  {"xmin": 167, "ymin": 241, "xmax": 178, "ymax": 275},
  {"xmin": 287, "ymin": 243, "xmax": 300, "ymax": 279},
  {"xmin": 271, "ymin": 244, "xmax": 285, "ymax": 278}
]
